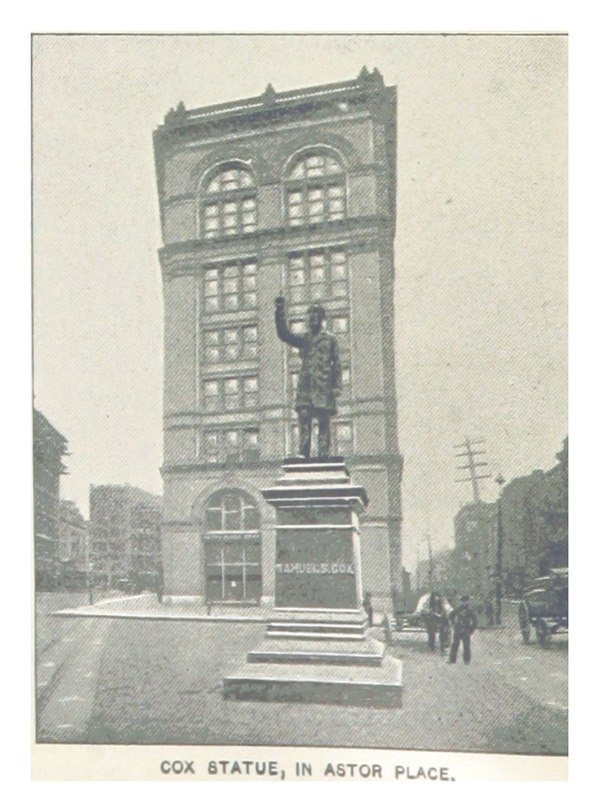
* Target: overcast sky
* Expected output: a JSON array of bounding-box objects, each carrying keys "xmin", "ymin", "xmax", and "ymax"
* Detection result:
[{"xmin": 32, "ymin": 34, "xmax": 567, "ymax": 573}]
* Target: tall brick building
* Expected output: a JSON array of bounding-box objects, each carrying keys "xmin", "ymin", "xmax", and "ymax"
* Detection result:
[
  {"xmin": 33, "ymin": 409, "xmax": 68, "ymax": 590},
  {"xmin": 153, "ymin": 68, "xmax": 403, "ymax": 605}
]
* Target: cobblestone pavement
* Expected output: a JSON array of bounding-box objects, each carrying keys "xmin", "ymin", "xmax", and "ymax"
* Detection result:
[{"xmin": 35, "ymin": 595, "xmax": 567, "ymax": 753}]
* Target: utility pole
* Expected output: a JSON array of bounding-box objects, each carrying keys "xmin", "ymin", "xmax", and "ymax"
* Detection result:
[
  {"xmin": 495, "ymin": 474, "xmax": 506, "ymax": 624},
  {"xmin": 426, "ymin": 531, "xmax": 434, "ymax": 592},
  {"xmin": 455, "ymin": 437, "xmax": 491, "ymax": 503}
]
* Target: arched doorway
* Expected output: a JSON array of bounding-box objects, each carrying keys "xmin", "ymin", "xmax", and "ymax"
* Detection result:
[{"xmin": 203, "ymin": 489, "xmax": 262, "ymax": 603}]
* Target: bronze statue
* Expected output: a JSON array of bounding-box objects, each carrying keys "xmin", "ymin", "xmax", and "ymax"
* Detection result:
[{"xmin": 275, "ymin": 295, "xmax": 342, "ymax": 458}]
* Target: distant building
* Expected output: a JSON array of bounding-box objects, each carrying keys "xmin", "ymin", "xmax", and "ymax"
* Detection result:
[
  {"xmin": 153, "ymin": 68, "xmax": 404, "ymax": 605},
  {"xmin": 89, "ymin": 485, "xmax": 162, "ymax": 589},
  {"xmin": 33, "ymin": 409, "xmax": 68, "ymax": 590},
  {"xmin": 58, "ymin": 500, "xmax": 88, "ymax": 588},
  {"xmin": 453, "ymin": 502, "xmax": 498, "ymax": 601},
  {"xmin": 499, "ymin": 438, "xmax": 568, "ymax": 590}
]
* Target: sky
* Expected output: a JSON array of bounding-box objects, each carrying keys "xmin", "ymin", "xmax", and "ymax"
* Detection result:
[{"xmin": 32, "ymin": 34, "xmax": 567, "ymax": 574}]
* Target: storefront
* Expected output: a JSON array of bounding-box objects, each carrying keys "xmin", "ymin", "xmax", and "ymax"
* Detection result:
[{"xmin": 204, "ymin": 490, "xmax": 262, "ymax": 603}]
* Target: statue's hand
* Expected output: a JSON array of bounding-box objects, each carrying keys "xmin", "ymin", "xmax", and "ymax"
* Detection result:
[{"xmin": 275, "ymin": 295, "xmax": 285, "ymax": 310}]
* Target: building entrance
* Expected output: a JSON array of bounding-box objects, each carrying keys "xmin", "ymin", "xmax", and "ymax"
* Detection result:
[{"xmin": 203, "ymin": 490, "xmax": 261, "ymax": 603}]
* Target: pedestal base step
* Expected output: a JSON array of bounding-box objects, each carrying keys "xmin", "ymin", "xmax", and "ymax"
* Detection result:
[
  {"xmin": 266, "ymin": 612, "xmax": 368, "ymax": 640},
  {"xmin": 223, "ymin": 658, "xmax": 402, "ymax": 708},
  {"xmin": 266, "ymin": 630, "xmax": 365, "ymax": 642},
  {"xmin": 247, "ymin": 636, "xmax": 385, "ymax": 667}
]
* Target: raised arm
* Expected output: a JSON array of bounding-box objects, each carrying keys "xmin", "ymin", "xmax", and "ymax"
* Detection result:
[{"xmin": 275, "ymin": 296, "xmax": 306, "ymax": 349}]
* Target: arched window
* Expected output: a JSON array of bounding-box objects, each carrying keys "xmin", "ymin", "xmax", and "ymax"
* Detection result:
[
  {"xmin": 205, "ymin": 490, "xmax": 260, "ymax": 532},
  {"xmin": 200, "ymin": 163, "xmax": 257, "ymax": 239},
  {"xmin": 284, "ymin": 150, "xmax": 347, "ymax": 227},
  {"xmin": 203, "ymin": 489, "xmax": 261, "ymax": 602}
]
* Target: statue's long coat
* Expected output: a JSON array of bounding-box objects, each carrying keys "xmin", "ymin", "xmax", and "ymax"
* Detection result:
[{"xmin": 276, "ymin": 309, "xmax": 342, "ymax": 414}]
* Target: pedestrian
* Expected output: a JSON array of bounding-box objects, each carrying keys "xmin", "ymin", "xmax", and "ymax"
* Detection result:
[
  {"xmin": 448, "ymin": 595, "xmax": 478, "ymax": 664},
  {"xmin": 362, "ymin": 591, "xmax": 374, "ymax": 627},
  {"xmin": 424, "ymin": 592, "xmax": 441, "ymax": 650}
]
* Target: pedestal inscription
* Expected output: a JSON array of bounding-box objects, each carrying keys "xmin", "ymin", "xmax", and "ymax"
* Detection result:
[{"xmin": 275, "ymin": 526, "xmax": 358, "ymax": 608}]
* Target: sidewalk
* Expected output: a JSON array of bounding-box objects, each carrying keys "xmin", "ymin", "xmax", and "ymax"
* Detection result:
[{"xmin": 51, "ymin": 593, "xmax": 270, "ymax": 623}]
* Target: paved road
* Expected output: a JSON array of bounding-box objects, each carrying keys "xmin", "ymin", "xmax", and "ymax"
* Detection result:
[
  {"xmin": 35, "ymin": 593, "xmax": 115, "ymax": 742},
  {"xmin": 35, "ymin": 595, "xmax": 567, "ymax": 753}
]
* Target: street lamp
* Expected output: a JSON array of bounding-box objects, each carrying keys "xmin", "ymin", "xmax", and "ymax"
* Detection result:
[{"xmin": 495, "ymin": 474, "xmax": 506, "ymax": 624}]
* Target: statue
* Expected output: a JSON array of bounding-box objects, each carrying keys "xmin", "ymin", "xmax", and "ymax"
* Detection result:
[{"xmin": 275, "ymin": 295, "xmax": 342, "ymax": 458}]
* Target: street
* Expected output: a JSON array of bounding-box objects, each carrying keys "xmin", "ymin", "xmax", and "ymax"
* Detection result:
[{"xmin": 35, "ymin": 595, "xmax": 567, "ymax": 754}]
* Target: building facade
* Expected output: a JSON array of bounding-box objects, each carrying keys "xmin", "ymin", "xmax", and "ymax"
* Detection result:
[
  {"xmin": 153, "ymin": 68, "xmax": 404, "ymax": 604},
  {"xmin": 89, "ymin": 485, "xmax": 162, "ymax": 589},
  {"xmin": 453, "ymin": 502, "xmax": 498, "ymax": 602},
  {"xmin": 33, "ymin": 409, "xmax": 68, "ymax": 590},
  {"xmin": 499, "ymin": 438, "xmax": 568, "ymax": 591},
  {"xmin": 58, "ymin": 500, "xmax": 89, "ymax": 588}
]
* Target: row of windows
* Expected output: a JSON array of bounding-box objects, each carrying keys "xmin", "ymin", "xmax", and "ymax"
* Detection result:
[
  {"xmin": 203, "ymin": 376, "xmax": 258, "ymax": 412},
  {"xmin": 288, "ymin": 249, "xmax": 349, "ymax": 304},
  {"xmin": 203, "ymin": 261, "xmax": 257, "ymax": 313},
  {"xmin": 200, "ymin": 428, "xmax": 260, "ymax": 464},
  {"xmin": 200, "ymin": 249, "xmax": 349, "ymax": 316},
  {"xmin": 204, "ymin": 325, "xmax": 258, "ymax": 362},
  {"xmin": 202, "ymin": 366, "xmax": 352, "ymax": 412},
  {"xmin": 196, "ymin": 422, "xmax": 354, "ymax": 464},
  {"xmin": 199, "ymin": 153, "xmax": 349, "ymax": 239},
  {"xmin": 201, "ymin": 314, "xmax": 349, "ymax": 363}
]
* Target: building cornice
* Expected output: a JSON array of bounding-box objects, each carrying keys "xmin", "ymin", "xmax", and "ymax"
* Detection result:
[
  {"xmin": 155, "ymin": 69, "xmax": 393, "ymax": 141},
  {"xmin": 159, "ymin": 216, "xmax": 395, "ymax": 276},
  {"xmin": 161, "ymin": 452, "xmax": 403, "ymax": 478}
]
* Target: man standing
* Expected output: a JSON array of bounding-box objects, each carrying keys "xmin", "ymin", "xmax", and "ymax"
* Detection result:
[
  {"xmin": 448, "ymin": 595, "xmax": 478, "ymax": 664},
  {"xmin": 275, "ymin": 296, "xmax": 342, "ymax": 459},
  {"xmin": 424, "ymin": 591, "xmax": 449, "ymax": 652}
]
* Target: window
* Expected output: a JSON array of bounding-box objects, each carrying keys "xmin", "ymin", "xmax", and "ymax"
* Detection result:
[
  {"xmin": 202, "ymin": 375, "xmax": 259, "ymax": 412},
  {"xmin": 200, "ymin": 428, "xmax": 261, "ymax": 463},
  {"xmin": 204, "ymin": 490, "xmax": 262, "ymax": 602},
  {"xmin": 285, "ymin": 151, "xmax": 346, "ymax": 227},
  {"xmin": 331, "ymin": 314, "xmax": 349, "ymax": 335},
  {"xmin": 333, "ymin": 421, "xmax": 354, "ymax": 457},
  {"xmin": 287, "ymin": 249, "xmax": 348, "ymax": 304},
  {"xmin": 204, "ymin": 324, "xmax": 258, "ymax": 363},
  {"xmin": 203, "ymin": 261, "xmax": 257, "ymax": 314},
  {"xmin": 200, "ymin": 164, "xmax": 257, "ymax": 239}
]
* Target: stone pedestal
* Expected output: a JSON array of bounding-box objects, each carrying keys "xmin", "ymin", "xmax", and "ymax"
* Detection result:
[{"xmin": 223, "ymin": 459, "xmax": 402, "ymax": 707}]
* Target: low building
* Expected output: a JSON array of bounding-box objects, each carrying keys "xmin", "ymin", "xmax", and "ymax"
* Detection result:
[
  {"xmin": 89, "ymin": 485, "xmax": 162, "ymax": 589},
  {"xmin": 33, "ymin": 409, "xmax": 68, "ymax": 590}
]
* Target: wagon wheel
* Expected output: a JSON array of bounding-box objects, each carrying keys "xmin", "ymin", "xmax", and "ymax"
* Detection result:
[
  {"xmin": 535, "ymin": 618, "xmax": 550, "ymax": 647},
  {"xmin": 518, "ymin": 601, "xmax": 531, "ymax": 644}
]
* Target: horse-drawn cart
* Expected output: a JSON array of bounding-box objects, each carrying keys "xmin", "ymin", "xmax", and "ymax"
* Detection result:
[{"xmin": 518, "ymin": 567, "xmax": 568, "ymax": 646}]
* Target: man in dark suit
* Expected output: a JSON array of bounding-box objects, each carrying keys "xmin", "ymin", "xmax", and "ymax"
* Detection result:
[
  {"xmin": 275, "ymin": 296, "xmax": 342, "ymax": 458},
  {"xmin": 448, "ymin": 595, "xmax": 478, "ymax": 664}
]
